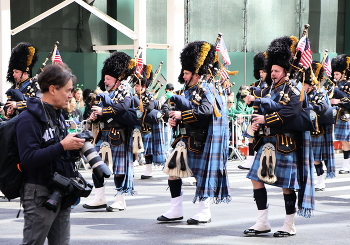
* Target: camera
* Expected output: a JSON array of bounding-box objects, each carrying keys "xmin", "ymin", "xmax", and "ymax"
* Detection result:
[
  {"xmin": 75, "ymin": 130, "xmax": 112, "ymax": 179},
  {"xmin": 44, "ymin": 172, "xmax": 93, "ymax": 212}
]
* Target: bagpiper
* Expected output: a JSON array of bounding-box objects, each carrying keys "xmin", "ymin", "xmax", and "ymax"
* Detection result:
[{"xmin": 157, "ymin": 41, "xmax": 231, "ymax": 225}]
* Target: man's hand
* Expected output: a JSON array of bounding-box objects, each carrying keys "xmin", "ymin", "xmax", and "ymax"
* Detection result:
[
  {"xmin": 91, "ymin": 106, "xmax": 103, "ymax": 115},
  {"xmin": 88, "ymin": 112, "xmax": 98, "ymax": 121},
  {"xmin": 168, "ymin": 118, "xmax": 177, "ymax": 128},
  {"xmin": 60, "ymin": 133, "xmax": 85, "ymax": 151},
  {"xmin": 243, "ymin": 95, "xmax": 255, "ymax": 105},
  {"xmin": 251, "ymin": 114, "xmax": 265, "ymax": 132},
  {"xmin": 330, "ymin": 98, "xmax": 340, "ymax": 105},
  {"xmin": 5, "ymin": 101, "xmax": 17, "ymax": 109},
  {"xmin": 88, "ymin": 106, "xmax": 103, "ymax": 121},
  {"xmin": 169, "ymin": 111, "xmax": 182, "ymax": 120}
]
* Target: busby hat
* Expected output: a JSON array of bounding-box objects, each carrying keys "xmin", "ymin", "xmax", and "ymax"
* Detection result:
[
  {"xmin": 331, "ymin": 54, "xmax": 348, "ymax": 79},
  {"xmin": 265, "ymin": 36, "xmax": 299, "ymax": 85},
  {"xmin": 98, "ymin": 51, "xmax": 136, "ymax": 90},
  {"xmin": 304, "ymin": 61, "xmax": 323, "ymax": 86},
  {"xmin": 178, "ymin": 41, "xmax": 216, "ymax": 84},
  {"xmin": 253, "ymin": 52, "xmax": 267, "ymax": 80},
  {"xmin": 6, "ymin": 42, "xmax": 38, "ymax": 85}
]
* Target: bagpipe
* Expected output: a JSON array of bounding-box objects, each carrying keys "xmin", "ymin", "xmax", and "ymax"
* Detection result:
[
  {"xmin": 323, "ymin": 78, "xmax": 336, "ymax": 98},
  {"xmin": 172, "ymin": 68, "xmax": 224, "ymax": 118},
  {"xmin": 147, "ymin": 61, "xmax": 166, "ymax": 99},
  {"xmin": 93, "ymin": 76, "xmax": 133, "ymax": 108},
  {"xmin": 36, "ymin": 41, "xmax": 60, "ymax": 77}
]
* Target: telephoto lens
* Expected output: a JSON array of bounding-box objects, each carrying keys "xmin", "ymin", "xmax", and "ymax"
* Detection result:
[{"xmin": 75, "ymin": 130, "xmax": 112, "ymax": 179}]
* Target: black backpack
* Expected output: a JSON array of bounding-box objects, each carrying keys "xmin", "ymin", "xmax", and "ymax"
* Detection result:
[
  {"xmin": 0, "ymin": 116, "xmax": 23, "ymax": 200},
  {"xmin": 0, "ymin": 115, "xmax": 47, "ymax": 200}
]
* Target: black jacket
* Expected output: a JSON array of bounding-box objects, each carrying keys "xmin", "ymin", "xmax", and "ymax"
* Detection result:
[{"xmin": 15, "ymin": 97, "xmax": 76, "ymax": 185}]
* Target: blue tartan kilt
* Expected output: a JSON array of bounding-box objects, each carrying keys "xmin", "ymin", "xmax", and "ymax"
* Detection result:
[
  {"xmin": 187, "ymin": 149, "xmax": 203, "ymax": 179},
  {"xmin": 95, "ymin": 130, "xmax": 129, "ymax": 175},
  {"xmin": 334, "ymin": 119, "xmax": 350, "ymax": 141},
  {"xmin": 141, "ymin": 133, "xmax": 152, "ymax": 155},
  {"xmin": 310, "ymin": 134, "xmax": 325, "ymax": 161},
  {"xmin": 247, "ymin": 136, "xmax": 299, "ymax": 189}
]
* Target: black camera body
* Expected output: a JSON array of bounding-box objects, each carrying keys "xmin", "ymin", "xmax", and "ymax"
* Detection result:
[{"xmin": 44, "ymin": 172, "xmax": 93, "ymax": 212}]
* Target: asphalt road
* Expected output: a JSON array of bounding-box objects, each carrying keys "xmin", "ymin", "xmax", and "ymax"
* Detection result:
[{"xmin": 1, "ymin": 154, "xmax": 349, "ymax": 245}]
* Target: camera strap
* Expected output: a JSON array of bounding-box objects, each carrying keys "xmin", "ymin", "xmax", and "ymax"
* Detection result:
[
  {"xmin": 41, "ymin": 100, "xmax": 63, "ymax": 142},
  {"xmin": 41, "ymin": 100, "xmax": 64, "ymax": 176}
]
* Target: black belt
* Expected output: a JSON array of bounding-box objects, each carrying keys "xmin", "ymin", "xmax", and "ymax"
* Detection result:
[
  {"xmin": 259, "ymin": 127, "xmax": 295, "ymax": 138},
  {"xmin": 101, "ymin": 121, "xmax": 124, "ymax": 129}
]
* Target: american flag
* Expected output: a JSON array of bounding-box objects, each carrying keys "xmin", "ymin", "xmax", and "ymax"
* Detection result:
[
  {"xmin": 53, "ymin": 49, "xmax": 63, "ymax": 63},
  {"xmin": 136, "ymin": 51, "xmax": 143, "ymax": 74},
  {"xmin": 220, "ymin": 65, "xmax": 229, "ymax": 81},
  {"xmin": 216, "ymin": 37, "xmax": 231, "ymax": 65},
  {"xmin": 296, "ymin": 36, "xmax": 313, "ymax": 68},
  {"xmin": 322, "ymin": 54, "xmax": 332, "ymax": 77}
]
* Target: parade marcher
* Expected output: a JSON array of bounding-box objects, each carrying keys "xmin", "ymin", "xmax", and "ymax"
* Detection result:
[
  {"xmin": 5, "ymin": 42, "xmax": 39, "ymax": 115},
  {"xmin": 329, "ymin": 54, "xmax": 350, "ymax": 174},
  {"xmin": 242, "ymin": 36, "xmax": 315, "ymax": 237},
  {"xmin": 131, "ymin": 64, "xmax": 166, "ymax": 179},
  {"xmin": 157, "ymin": 41, "xmax": 231, "ymax": 224},
  {"xmin": 236, "ymin": 85, "xmax": 254, "ymax": 170},
  {"xmin": 83, "ymin": 51, "xmax": 136, "ymax": 212},
  {"xmin": 15, "ymin": 64, "xmax": 86, "ymax": 245},
  {"xmin": 306, "ymin": 62, "xmax": 336, "ymax": 191},
  {"xmin": 250, "ymin": 52, "xmax": 268, "ymax": 89}
]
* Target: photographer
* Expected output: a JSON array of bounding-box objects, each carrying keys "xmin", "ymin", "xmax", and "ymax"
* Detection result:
[{"xmin": 15, "ymin": 64, "xmax": 85, "ymax": 245}]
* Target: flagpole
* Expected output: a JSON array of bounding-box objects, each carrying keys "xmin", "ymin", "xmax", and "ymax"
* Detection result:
[
  {"xmin": 321, "ymin": 49, "xmax": 328, "ymax": 64},
  {"xmin": 243, "ymin": 0, "xmax": 247, "ymax": 85}
]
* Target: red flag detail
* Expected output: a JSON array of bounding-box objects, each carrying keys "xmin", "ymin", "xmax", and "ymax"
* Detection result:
[
  {"xmin": 322, "ymin": 55, "xmax": 332, "ymax": 77},
  {"xmin": 216, "ymin": 37, "xmax": 231, "ymax": 65},
  {"xmin": 53, "ymin": 50, "xmax": 63, "ymax": 63},
  {"xmin": 136, "ymin": 51, "xmax": 143, "ymax": 74},
  {"xmin": 297, "ymin": 36, "xmax": 313, "ymax": 68}
]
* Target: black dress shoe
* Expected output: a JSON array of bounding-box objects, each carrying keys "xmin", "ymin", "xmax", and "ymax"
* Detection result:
[
  {"xmin": 339, "ymin": 170, "xmax": 350, "ymax": 174},
  {"xmin": 106, "ymin": 206, "xmax": 125, "ymax": 212},
  {"xmin": 273, "ymin": 230, "xmax": 295, "ymax": 237},
  {"xmin": 315, "ymin": 187, "xmax": 325, "ymax": 191},
  {"xmin": 187, "ymin": 218, "xmax": 211, "ymax": 225},
  {"xmin": 238, "ymin": 165, "xmax": 250, "ymax": 170},
  {"xmin": 157, "ymin": 215, "xmax": 183, "ymax": 221},
  {"xmin": 82, "ymin": 203, "xmax": 107, "ymax": 209},
  {"xmin": 243, "ymin": 228, "xmax": 271, "ymax": 235},
  {"xmin": 141, "ymin": 175, "xmax": 153, "ymax": 179}
]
